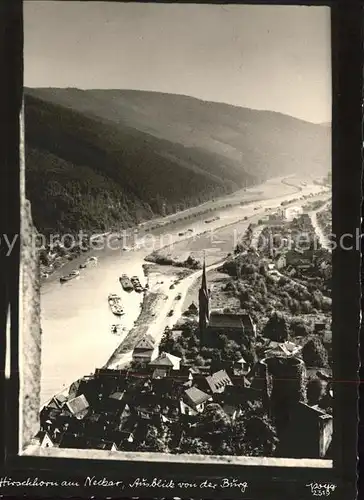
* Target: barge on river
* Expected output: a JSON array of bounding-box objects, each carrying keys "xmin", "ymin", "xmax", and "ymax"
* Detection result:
[
  {"xmin": 108, "ymin": 294, "xmax": 124, "ymax": 316},
  {"xmin": 119, "ymin": 274, "xmax": 134, "ymax": 292},
  {"xmin": 60, "ymin": 270, "xmax": 80, "ymax": 283}
]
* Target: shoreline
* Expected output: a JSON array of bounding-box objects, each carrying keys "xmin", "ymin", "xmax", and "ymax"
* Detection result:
[
  {"xmin": 104, "ymin": 188, "xmax": 331, "ymax": 370},
  {"xmin": 39, "ymin": 175, "xmax": 304, "ymax": 283},
  {"xmin": 39, "ymin": 176, "xmax": 329, "ymax": 403}
]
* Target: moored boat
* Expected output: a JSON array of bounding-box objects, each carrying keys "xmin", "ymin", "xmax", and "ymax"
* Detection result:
[
  {"xmin": 119, "ymin": 274, "xmax": 134, "ymax": 292},
  {"xmin": 60, "ymin": 270, "xmax": 80, "ymax": 283},
  {"xmin": 110, "ymin": 324, "xmax": 125, "ymax": 336},
  {"xmin": 130, "ymin": 276, "xmax": 144, "ymax": 293},
  {"xmin": 79, "ymin": 256, "xmax": 98, "ymax": 269},
  {"xmin": 108, "ymin": 294, "xmax": 124, "ymax": 316}
]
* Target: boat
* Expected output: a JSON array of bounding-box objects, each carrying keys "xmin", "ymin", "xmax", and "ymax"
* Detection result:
[
  {"xmin": 110, "ymin": 324, "xmax": 125, "ymax": 336},
  {"xmin": 119, "ymin": 274, "xmax": 134, "ymax": 292},
  {"xmin": 60, "ymin": 270, "xmax": 80, "ymax": 283},
  {"xmin": 79, "ymin": 256, "xmax": 98, "ymax": 269},
  {"xmin": 108, "ymin": 294, "xmax": 124, "ymax": 316},
  {"xmin": 130, "ymin": 276, "xmax": 143, "ymax": 293}
]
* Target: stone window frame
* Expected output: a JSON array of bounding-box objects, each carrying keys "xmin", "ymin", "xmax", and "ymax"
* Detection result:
[{"xmin": 0, "ymin": 2, "xmax": 359, "ymax": 493}]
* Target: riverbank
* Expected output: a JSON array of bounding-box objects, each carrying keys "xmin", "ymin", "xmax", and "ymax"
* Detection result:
[
  {"xmin": 39, "ymin": 175, "xmax": 328, "ymax": 403},
  {"xmin": 38, "ymin": 175, "xmax": 301, "ymax": 282}
]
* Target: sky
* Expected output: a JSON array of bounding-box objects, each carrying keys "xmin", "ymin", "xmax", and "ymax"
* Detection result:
[{"xmin": 24, "ymin": 2, "xmax": 332, "ymax": 124}]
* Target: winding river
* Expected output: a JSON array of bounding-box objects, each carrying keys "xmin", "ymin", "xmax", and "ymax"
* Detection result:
[{"xmin": 40, "ymin": 176, "xmax": 326, "ymax": 404}]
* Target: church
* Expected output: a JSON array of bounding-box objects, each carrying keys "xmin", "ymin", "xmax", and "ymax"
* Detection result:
[{"xmin": 199, "ymin": 259, "xmax": 256, "ymax": 347}]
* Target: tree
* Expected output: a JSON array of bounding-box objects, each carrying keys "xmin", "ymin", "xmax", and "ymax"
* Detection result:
[
  {"xmin": 262, "ymin": 312, "xmax": 289, "ymax": 342},
  {"xmin": 138, "ymin": 425, "xmax": 168, "ymax": 453},
  {"xmin": 195, "ymin": 355, "xmax": 205, "ymax": 366},
  {"xmin": 243, "ymin": 415, "xmax": 278, "ymax": 456},
  {"xmin": 302, "ymin": 335, "xmax": 329, "ymax": 368},
  {"xmin": 180, "ymin": 436, "xmax": 213, "ymax": 455},
  {"xmin": 210, "ymin": 351, "xmax": 223, "ymax": 372},
  {"xmin": 170, "ymin": 343, "xmax": 186, "ymax": 359},
  {"xmin": 224, "ymin": 339, "xmax": 240, "ymax": 361},
  {"xmin": 290, "ymin": 319, "xmax": 310, "ymax": 337},
  {"xmin": 306, "ymin": 378, "xmax": 327, "ymax": 406},
  {"xmin": 198, "ymin": 404, "xmax": 231, "ymax": 435},
  {"xmin": 217, "ymin": 334, "xmax": 229, "ymax": 351},
  {"xmin": 39, "ymin": 248, "xmax": 50, "ymax": 266}
]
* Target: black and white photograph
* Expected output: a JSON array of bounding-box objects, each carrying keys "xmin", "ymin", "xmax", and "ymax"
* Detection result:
[{"xmin": 20, "ymin": 1, "xmax": 335, "ymax": 469}]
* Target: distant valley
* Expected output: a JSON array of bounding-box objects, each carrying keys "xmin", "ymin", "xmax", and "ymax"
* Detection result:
[{"xmin": 24, "ymin": 88, "xmax": 331, "ymax": 235}]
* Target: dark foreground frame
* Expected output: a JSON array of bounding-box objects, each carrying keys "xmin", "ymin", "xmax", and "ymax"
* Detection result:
[{"xmin": 0, "ymin": 1, "xmax": 361, "ymax": 498}]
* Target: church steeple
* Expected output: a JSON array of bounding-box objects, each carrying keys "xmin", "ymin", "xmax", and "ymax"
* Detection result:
[{"xmin": 199, "ymin": 254, "xmax": 209, "ymax": 339}]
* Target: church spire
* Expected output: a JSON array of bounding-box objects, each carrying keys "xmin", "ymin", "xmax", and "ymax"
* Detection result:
[
  {"xmin": 199, "ymin": 252, "xmax": 209, "ymax": 339},
  {"xmin": 201, "ymin": 254, "xmax": 207, "ymax": 293}
]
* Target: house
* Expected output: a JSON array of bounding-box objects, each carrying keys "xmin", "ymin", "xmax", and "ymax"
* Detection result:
[
  {"xmin": 109, "ymin": 391, "xmax": 125, "ymax": 402},
  {"xmin": 285, "ymin": 265, "xmax": 297, "ymax": 277},
  {"xmin": 103, "ymin": 391, "xmax": 127, "ymax": 413},
  {"xmin": 203, "ymin": 312, "xmax": 256, "ymax": 345},
  {"xmin": 149, "ymin": 351, "xmax": 181, "ymax": 371},
  {"xmin": 264, "ymin": 340, "xmax": 302, "ymax": 358},
  {"xmin": 274, "ymin": 254, "xmax": 287, "ymax": 270},
  {"xmin": 65, "ymin": 394, "xmax": 90, "ymax": 420},
  {"xmin": 132, "ymin": 335, "xmax": 159, "ymax": 363},
  {"xmin": 117, "ymin": 425, "xmax": 136, "ymax": 447},
  {"xmin": 183, "ymin": 387, "xmax": 212, "ymax": 413},
  {"xmin": 85, "ymin": 438, "xmax": 119, "ymax": 451},
  {"xmin": 205, "ymin": 370, "xmax": 233, "ymax": 394},
  {"xmin": 279, "ymin": 402, "xmax": 333, "ymax": 458},
  {"xmin": 68, "ymin": 375, "xmax": 95, "ymax": 400},
  {"xmin": 58, "ymin": 433, "xmax": 118, "ymax": 452},
  {"xmin": 31, "ymin": 431, "xmax": 55, "ymax": 448},
  {"xmin": 49, "ymin": 394, "xmax": 68, "ymax": 410},
  {"xmin": 58, "ymin": 432, "xmax": 86, "ymax": 449},
  {"xmin": 179, "ymin": 399, "xmax": 199, "ymax": 417}
]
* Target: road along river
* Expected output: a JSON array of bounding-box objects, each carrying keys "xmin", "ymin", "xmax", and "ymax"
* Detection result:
[{"xmin": 39, "ymin": 176, "xmax": 327, "ymax": 404}]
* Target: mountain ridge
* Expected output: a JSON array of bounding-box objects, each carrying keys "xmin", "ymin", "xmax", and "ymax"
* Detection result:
[
  {"xmin": 24, "ymin": 88, "xmax": 330, "ymax": 236},
  {"xmin": 25, "ymin": 87, "xmax": 329, "ymax": 126}
]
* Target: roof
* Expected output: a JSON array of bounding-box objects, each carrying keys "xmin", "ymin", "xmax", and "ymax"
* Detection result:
[
  {"xmin": 109, "ymin": 391, "xmax": 125, "ymax": 401},
  {"xmin": 205, "ymin": 370, "xmax": 233, "ymax": 393},
  {"xmin": 59, "ymin": 434, "xmax": 116, "ymax": 451},
  {"xmin": 208, "ymin": 312, "xmax": 254, "ymax": 329},
  {"xmin": 65, "ymin": 394, "xmax": 89, "ymax": 416},
  {"xmin": 149, "ymin": 352, "xmax": 181, "ymax": 368},
  {"xmin": 86, "ymin": 439, "xmax": 117, "ymax": 451},
  {"xmin": 33, "ymin": 430, "xmax": 52, "ymax": 444},
  {"xmin": 47, "ymin": 399, "xmax": 59, "ymax": 410},
  {"xmin": 184, "ymin": 387, "xmax": 211, "ymax": 406},
  {"xmin": 135, "ymin": 335, "xmax": 155, "ymax": 350},
  {"xmin": 59, "ymin": 433, "xmax": 86, "ymax": 449},
  {"xmin": 298, "ymin": 402, "xmax": 332, "ymax": 418},
  {"xmin": 54, "ymin": 394, "xmax": 67, "ymax": 406}
]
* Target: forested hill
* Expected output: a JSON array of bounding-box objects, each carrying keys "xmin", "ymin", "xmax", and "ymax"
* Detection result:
[{"xmin": 24, "ymin": 89, "xmax": 331, "ymax": 235}]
